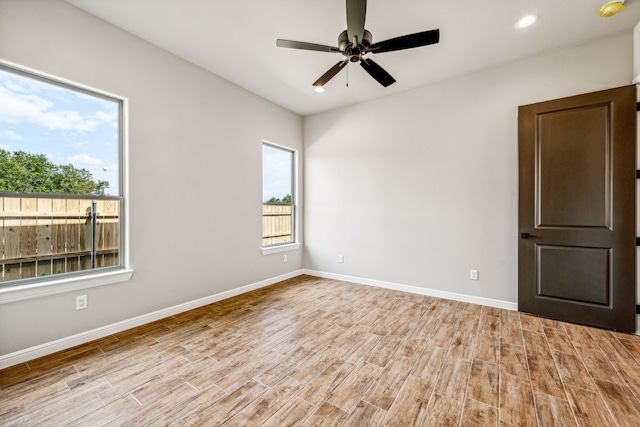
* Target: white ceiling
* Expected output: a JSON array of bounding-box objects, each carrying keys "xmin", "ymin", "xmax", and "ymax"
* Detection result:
[{"xmin": 65, "ymin": 0, "xmax": 640, "ymax": 116}]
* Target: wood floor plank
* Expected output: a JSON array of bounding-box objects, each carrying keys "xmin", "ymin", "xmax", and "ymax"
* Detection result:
[
  {"xmin": 428, "ymin": 321, "xmax": 457, "ymax": 348},
  {"xmin": 564, "ymin": 384, "xmax": 617, "ymax": 427},
  {"xmin": 221, "ymin": 376, "xmax": 303, "ymax": 426},
  {"xmin": 562, "ymin": 323, "xmax": 601, "ymax": 352},
  {"xmin": 527, "ymin": 356, "xmax": 565, "ymax": 399},
  {"xmin": 254, "ymin": 347, "xmax": 315, "ymax": 387},
  {"xmin": 460, "ymin": 398, "xmax": 497, "ymax": 426},
  {"xmin": 522, "ymin": 330, "xmax": 553, "ymax": 359},
  {"xmin": 612, "ymin": 359, "xmax": 640, "ymax": 399},
  {"xmin": 457, "ymin": 312, "xmax": 480, "ymax": 334},
  {"xmin": 543, "ymin": 327, "xmax": 575, "ymax": 355},
  {"xmin": 382, "ymin": 374, "xmax": 432, "ymax": 427},
  {"xmin": 65, "ymin": 394, "xmax": 140, "ymax": 427},
  {"xmin": 299, "ymin": 401, "xmax": 348, "ymax": 427},
  {"xmin": 519, "ymin": 314, "xmax": 543, "ymax": 333},
  {"xmin": 501, "ymin": 322, "xmax": 524, "ymax": 347},
  {"xmin": 298, "ymin": 359, "xmax": 356, "ymax": 406},
  {"xmin": 446, "ymin": 330, "xmax": 476, "ymax": 361},
  {"xmin": 340, "ymin": 400, "xmax": 386, "ymax": 427},
  {"xmin": 616, "ymin": 335, "xmax": 640, "ymax": 361},
  {"xmin": 473, "ymin": 332, "xmax": 499, "ymax": 365},
  {"xmin": 326, "ymin": 361, "xmax": 383, "ymax": 412},
  {"xmin": 362, "ymin": 359, "xmax": 412, "ymax": 410},
  {"xmin": 552, "ymin": 351, "xmax": 596, "ymax": 391},
  {"xmin": 421, "ymin": 393, "xmax": 462, "ymax": 427},
  {"xmin": 434, "ymin": 357, "xmax": 471, "ymax": 402},
  {"xmin": 180, "ymin": 379, "xmax": 269, "ymax": 427},
  {"xmin": 532, "ymin": 391, "xmax": 576, "ymax": 427},
  {"xmin": 366, "ymin": 334, "xmax": 404, "ymax": 367},
  {"xmin": 575, "ymin": 347, "xmax": 624, "ymax": 385},
  {"xmin": 391, "ymin": 337, "xmax": 428, "ymax": 367},
  {"xmin": 589, "ymin": 329, "xmax": 639, "ymax": 367},
  {"xmin": 467, "ymin": 359, "xmax": 499, "ymax": 407},
  {"xmin": 2, "ymin": 378, "xmax": 111, "ymax": 426},
  {"xmin": 500, "ymin": 344, "xmax": 529, "ymax": 379},
  {"xmin": 411, "ymin": 343, "xmax": 447, "ymax": 384},
  {"xmin": 477, "ymin": 314, "xmax": 500, "ymax": 337},
  {"xmin": 343, "ymin": 332, "xmax": 384, "ymax": 364},
  {"xmin": 260, "ymin": 396, "xmax": 315, "ymax": 427},
  {"xmin": 111, "ymin": 382, "xmax": 201, "ymax": 426},
  {"xmin": 594, "ymin": 379, "xmax": 640, "ymax": 426},
  {"xmin": 4, "ymin": 275, "xmax": 640, "ymax": 427},
  {"xmin": 499, "ymin": 373, "xmax": 536, "ymax": 427}
]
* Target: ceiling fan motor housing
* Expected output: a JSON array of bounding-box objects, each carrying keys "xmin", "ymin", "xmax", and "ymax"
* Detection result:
[{"xmin": 338, "ymin": 29, "xmax": 372, "ymax": 61}]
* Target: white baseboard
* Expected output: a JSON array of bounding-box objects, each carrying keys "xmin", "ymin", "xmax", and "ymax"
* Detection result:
[
  {"xmin": 0, "ymin": 270, "xmax": 304, "ymax": 370},
  {"xmin": 5, "ymin": 268, "xmax": 632, "ymax": 369},
  {"xmin": 302, "ymin": 269, "xmax": 518, "ymax": 311}
]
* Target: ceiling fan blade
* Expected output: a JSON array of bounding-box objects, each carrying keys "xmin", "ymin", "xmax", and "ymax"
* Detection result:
[
  {"xmin": 360, "ymin": 58, "xmax": 396, "ymax": 87},
  {"xmin": 276, "ymin": 39, "xmax": 340, "ymax": 53},
  {"xmin": 370, "ymin": 29, "xmax": 440, "ymax": 54},
  {"xmin": 346, "ymin": 0, "xmax": 367, "ymax": 45},
  {"xmin": 313, "ymin": 60, "xmax": 349, "ymax": 87}
]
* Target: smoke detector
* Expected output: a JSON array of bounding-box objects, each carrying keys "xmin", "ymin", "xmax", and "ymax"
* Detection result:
[{"xmin": 599, "ymin": 1, "xmax": 625, "ymax": 17}]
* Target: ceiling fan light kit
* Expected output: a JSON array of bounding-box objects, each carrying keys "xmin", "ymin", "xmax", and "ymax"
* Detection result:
[
  {"xmin": 599, "ymin": 1, "xmax": 625, "ymax": 17},
  {"xmin": 276, "ymin": 0, "xmax": 440, "ymax": 89}
]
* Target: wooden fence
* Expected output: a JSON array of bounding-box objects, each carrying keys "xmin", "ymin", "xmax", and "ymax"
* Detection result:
[
  {"xmin": 0, "ymin": 195, "xmax": 119, "ymax": 282},
  {"xmin": 1, "ymin": 199, "xmax": 287, "ymax": 282},
  {"xmin": 262, "ymin": 204, "xmax": 293, "ymax": 246}
]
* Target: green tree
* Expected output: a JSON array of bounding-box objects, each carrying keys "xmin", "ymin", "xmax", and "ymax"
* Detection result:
[
  {"xmin": 265, "ymin": 194, "xmax": 292, "ymax": 204},
  {"xmin": 0, "ymin": 149, "xmax": 108, "ymax": 195}
]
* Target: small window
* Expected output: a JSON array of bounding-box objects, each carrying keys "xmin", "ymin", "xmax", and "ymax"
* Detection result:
[
  {"xmin": 0, "ymin": 64, "xmax": 125, "ymax": 286},
  {"xmin": 262, "ymin": 142, "xmax": 295, "ymax": 248}
]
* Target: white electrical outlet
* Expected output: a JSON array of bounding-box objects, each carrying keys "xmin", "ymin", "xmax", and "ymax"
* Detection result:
[
  {"xmin": 76, "ymin": 295, "xmax": 88, "ymax": 310},
  {"xmin": 283, "ymin": 254, "xmax": 288, "ymax": 262},
  {"xmin": 338, "ymin": 255, "xmax": 344, "ymax": 263},
  {"xmin": 470, "ymin": 270, "xmax": 478, "ymax": 280}
]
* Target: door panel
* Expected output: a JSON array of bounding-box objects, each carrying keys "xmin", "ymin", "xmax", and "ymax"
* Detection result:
[
  {"xmin": 538, "ymin": 104, "xmax": 610, "ymax": 228},
  {"xmin": 518, "ymin": 85, "xmax": 636, "ymax": 332},
  {"xmin": 536, "ymin": 245, "xmax": 610, "ymax": 306}
]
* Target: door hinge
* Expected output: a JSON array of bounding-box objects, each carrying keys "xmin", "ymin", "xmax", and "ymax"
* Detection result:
[
  {"xmin": 637, "ymin": 170, "xmax": 640, "ymax": 179},
  {"xmin": 637, "ymin": 305, "xmax": 640, "ymax": 315},
  {"xmin": 636, "ymin": 102, "xmax": 640, "ymax": 112},
  {"xmin": 636, "ymin": 238, "xmax": 640, "ymax": 246}
]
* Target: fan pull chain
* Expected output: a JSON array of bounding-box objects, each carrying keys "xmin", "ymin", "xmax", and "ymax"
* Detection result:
[{"xmin": 346, "ymin": 62, "xmax": 349, "ymax": 87}]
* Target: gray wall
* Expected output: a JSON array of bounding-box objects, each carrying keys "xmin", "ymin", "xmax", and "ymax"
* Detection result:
[
  {"xmin": 0, "ymin": 0, "xmax": 303, "ymax": 356},
  {"xmin": 303, "ymin": 33, "xmax": 633, "ymax": 304}
]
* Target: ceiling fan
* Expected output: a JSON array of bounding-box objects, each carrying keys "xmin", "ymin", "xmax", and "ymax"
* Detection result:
[{"xmin": 276, "ymin": 0, "xmax": 440, "ymax": 88}]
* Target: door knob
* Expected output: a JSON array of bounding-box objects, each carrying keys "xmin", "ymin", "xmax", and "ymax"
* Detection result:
[{"xmin": 521, "ymin": 233, "xmax": 534, "ymax": 239}]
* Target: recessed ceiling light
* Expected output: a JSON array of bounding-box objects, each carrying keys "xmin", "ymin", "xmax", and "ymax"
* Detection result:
[
  {"xmin": 314, "ymin": 86, "xmax": 325, "ymax": 93},
  {"xmin": 515, "ymin": 15, "xmax": 538, "ymax": 29}
]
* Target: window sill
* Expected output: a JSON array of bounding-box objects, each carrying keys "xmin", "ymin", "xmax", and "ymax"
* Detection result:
[
  {"xmin": 261, "ymin": 243, "xmax": 301, "ymax": 256},
  {"xmin": 0, "ymin": 268, "xmax": 135, "ymax": 305}
]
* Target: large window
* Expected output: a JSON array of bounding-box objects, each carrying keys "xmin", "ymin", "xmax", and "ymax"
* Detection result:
[
  {"xmin": 0, "ymin": 63, "xmax": 125, "ymax": 287},
  {"xmin": 262, "ymin": 142, "xmax": 296, "ymax": 249}
]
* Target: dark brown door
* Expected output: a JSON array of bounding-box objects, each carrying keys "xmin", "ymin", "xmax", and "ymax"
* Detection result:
[{"xmin": 518, "ymin": 85, "xmax": 636, "ymax": 332}]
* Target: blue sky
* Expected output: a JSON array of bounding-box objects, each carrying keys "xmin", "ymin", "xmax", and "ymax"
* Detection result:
[
  {"xmin": 0, "ymin": 67, "xmax": 120, "ymax": 195},
  {"xmin": 262, "ymin": 144, "xmax": 293, "ymax": 202}
]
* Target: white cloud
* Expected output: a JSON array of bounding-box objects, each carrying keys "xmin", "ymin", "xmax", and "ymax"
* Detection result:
[
  {"xmin": 0, "ymin": 129, "xmax": 22, "ymax": 140},
  {"xmin": 67, "ymin": 154, "xmax": 103, "ymax": 166},
  {"xmin": 0, "ymin": 84, "xmax": 97, "ymax": 132},
  {"xmin": 94, "ymin": 111, "xmax": 118, "ymax": 128}
]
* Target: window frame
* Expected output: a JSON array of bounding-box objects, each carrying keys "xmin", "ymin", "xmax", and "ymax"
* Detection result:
[
  {"xmin": 0, "ymin": 60, "xmax": 132, "ymax": 304},
  {"xmin": 261, "ymin": 141, "xmax": 300, "ymax": 255}
]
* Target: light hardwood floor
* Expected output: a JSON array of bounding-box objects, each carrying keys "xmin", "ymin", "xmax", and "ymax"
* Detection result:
[{"xmin": 2, "ymin": 275, "xmax": 640, "ymax": 426}]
